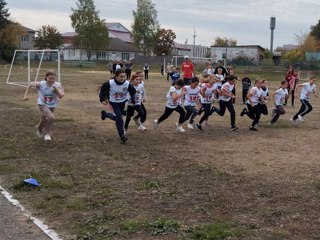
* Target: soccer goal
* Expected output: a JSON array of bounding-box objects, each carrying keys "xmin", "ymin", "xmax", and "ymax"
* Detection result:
[
  {"xmin": 6, "ymin": 49, "xmax": 61, "ymax": 87},
  {"xmin": 171, "ymin": 56, "xmax": 216, "ymax": 71}
]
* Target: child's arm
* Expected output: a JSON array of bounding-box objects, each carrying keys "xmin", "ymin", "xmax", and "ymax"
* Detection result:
[
  {"xmin": 53, "ymin": 85, "xmax": 64, "ymax": 99},
  {"xmin": 23, "ymin": 82, "xmax": 39, "ymax": 101},
  {"xmin": 294, "ymin": 84, "xmax": 302, "ymax": 97}
]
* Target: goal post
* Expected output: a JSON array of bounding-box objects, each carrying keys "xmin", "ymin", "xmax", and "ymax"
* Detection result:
[{"xmin": 6, "ymin": 49, "xmax": 61, "ymax": 87}]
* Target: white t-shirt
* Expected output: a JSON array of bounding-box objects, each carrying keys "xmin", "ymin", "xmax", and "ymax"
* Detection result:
[
  {"xmin": 183, "ymin": 85, "xmax": 200, "ymax": 106},
  {"xmin": 109, "ymin": 79, "xmax": 130, "ymax": 103},
  {"xmin": 200, "ymin": 83, "xmax": 216, "ymax": 104},
  {"xmin": 220, "ymin": 82, "xmax": 234, "ymax": 102},
  {"xmin": 300, "ymin": 82, "xmax": 316, "ymax": 100},
  {"xmin": 247, "ymin": 87, "xmax": 262, "ymax": 106},
  {"xmin": 128, "ymin": 83, "xmax": 144, "ymax": 105},
  {"xmin": 274, "ymin": 88, "xmax": 288, "ymax": 106},
  {"xmin": 37, "ymin": 80, "xmax": 63, "ymax": 108},
  {"xmin": 166, "ymin": 86, "xmax": 182, "ymax": 109}
]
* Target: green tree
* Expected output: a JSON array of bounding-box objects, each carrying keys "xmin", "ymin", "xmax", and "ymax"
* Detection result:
[
  {"xmin": 70, "ymin": 0, "xmax": 109, "ymax": 61},
  {"xmin": 212, "ymin": 37, "xmax": 237, "ymax": 47},
  {"xmin": 310, "ymin": 20, "xmax": 320, "ymax": 41},
  {"xmin": 0, "ymin": 22, "xmax": 23, "ymax": 61},
  {"xmin": 34, "ymin": 25, "xmax": 63, "ymax": 49},
  {"xmin": 0, "ymin": 0, "xmax": 10, "ymax": 29},
  {"xmin": 132, "ymin": 0, "xmax": 160, "ymax": 55},
  {"xmin": 153, "ymin": 28, "xmax": 176, "ymax": 56},
  {"xmin": 263, "ymin": 48, "xmax": 272, "ymax": 59}
]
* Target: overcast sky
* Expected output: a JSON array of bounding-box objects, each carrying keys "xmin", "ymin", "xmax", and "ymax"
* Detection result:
[{"xmin": 7, "ymin": 0, "xmax": 320, "ymax": 49}]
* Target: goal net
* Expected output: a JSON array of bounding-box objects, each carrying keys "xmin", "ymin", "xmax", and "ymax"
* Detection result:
[
  {"xmin": 171, "ymin": 56, "xmax": 216, "ymax": 73},
  {"xmin": 6, "ymin": 49, "xmax": 61, "ymax": 87}
]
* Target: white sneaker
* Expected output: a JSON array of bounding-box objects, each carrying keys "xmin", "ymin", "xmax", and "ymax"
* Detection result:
[
  {"xmin": 175, "ymin": 123, "xmax": 185, "ymax": 133},
  {"xmin": 124, "ymin": 129, "xmax": 128, "ymax": 136},
  {"xmin": 44, "ymin": 134, "xmax": 51, "ymax": 141},
  {"xmin": 187, "ymin": 123, "xmax": 194, "ymax": 129},
  {"xmin": 290, "ymin": 118, "xmax": 297, "ymax": 125},
  {"xmin": 153, "ymin": 119, "xmax": 159, "ymax": 130},
  {"xmin": 133, "ymin": 118, "xmax": 141, "ymax": 126},
  {"xmin": 138, "ymin": 125, "xmax": 147, "ymax": 131},
  {"xmin": 298, "ymin": 115, "xmax": 304, "ymax": 121}
]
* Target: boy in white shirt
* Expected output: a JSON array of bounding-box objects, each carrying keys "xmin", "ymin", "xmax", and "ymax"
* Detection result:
[
  {"xmin": 269, "ymin": 80, "xmax": 289, "ymax": 125},
  {"xmin": 291, "ymin": 75, "xmax": 318, "ymax": 123}
]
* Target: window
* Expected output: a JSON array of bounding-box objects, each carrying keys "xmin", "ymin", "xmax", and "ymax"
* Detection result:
[
  {"xmin": 122, "ymin": 52, "xmax": 130, "ymax": 60},
  {"xmin": 21, "ymin": 35, "xmax": 29, "ymax": 42},
  {"xmin": 97, "ymin": 51, "xmax": 106, "ymax": 59}
]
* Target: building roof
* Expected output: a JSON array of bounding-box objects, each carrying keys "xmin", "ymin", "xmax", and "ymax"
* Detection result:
[
  {"xmin": 22, "ymin": 26, "xmax": 35, "ymax": 33},
  {"xmin": 109, "ymin": 31, "xmax": 132, "ymax": 43},
  {"xmin": 211, "ymin": 45, "xmax": 265, "ymax": 51},
  {"xmin": 63, "ymin": 37, "xmax": 142, "ymax": 53}
]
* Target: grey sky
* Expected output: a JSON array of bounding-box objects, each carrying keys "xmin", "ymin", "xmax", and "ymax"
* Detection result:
[{"xmin": 7, "ymin": 0, "xmax": 320, "ymax": 49}]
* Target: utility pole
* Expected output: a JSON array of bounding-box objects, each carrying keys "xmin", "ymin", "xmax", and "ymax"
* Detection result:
[
  {"xmin": 270, "ymin": 17, "xmax": 276, "ymax": 53},
  {"xmin": 225, "ymin": 37, "xmax": 228, "ymax": 68},
  {"xmin": 193, "ymin": 28, "xmax": 196, "ymax": 57}
]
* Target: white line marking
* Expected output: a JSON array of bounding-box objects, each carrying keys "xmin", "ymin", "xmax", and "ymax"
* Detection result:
[{"xmin": 0, "ymin": 186, "xmax": 61, "ymax": 240}]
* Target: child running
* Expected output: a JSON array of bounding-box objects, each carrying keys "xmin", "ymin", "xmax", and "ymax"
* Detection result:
[
  {"xmin": 183, "ymin": 77, "xmax": 201, "ymax": 129},
  {"xmin": 269, "ymin": 80, "xmax": 289, "ymax": 125},
  {"xmin": 100, "ymin": 69, "xmax": 136, "ymax": 143},
  {"xmin": 23, "ymin": 70, "xmax": 64, "ymax": 141},
  {"xmin": 240, "ymin": 78, "xmax": 264, "ymax": 131},
  {"xmin": 212, "ymin": 75, "xmax": 238, "ymax": 131},
  {"xmin": 260, "ymin": 79, "xmax": 270, "ymax": 116},
  {"xmin": 195, "ymin": 75, "xmax": 217, "ymax": 130},
  {"xmin": 290, "ymin": 75, "xmax": 318, "ymax": 124},
  {"xmin": 124, "ymin": 73, "xmax": 147, "ymax": 134},
  {"xmin": 135, "ymin": 71, "xmax": 147, "ymax": 124},
  {"xmin": 154, "ymin": 79, "xmax": 186, "ymax": 132}
]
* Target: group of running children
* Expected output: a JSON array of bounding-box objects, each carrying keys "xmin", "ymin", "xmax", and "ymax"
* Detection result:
[{"xmin": 23, "ymin": 67, "xmax": 317, "ymax": 144}]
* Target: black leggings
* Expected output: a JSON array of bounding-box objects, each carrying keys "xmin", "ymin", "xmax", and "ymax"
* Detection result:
[
  {"xmin": 214, "ymin": 99, "xmax": 236, "ymax": 127},
  {"xmin": 199, "ymin": 104, "xmax": 212, "ymax": 124},
  {"xmin": 246, "ymin": 103, "xmax": 262, "ymax": 127},
  {"xmin": 158, "ymin": 105, "xmax": 185, "ymax": 124},
  {"xmin": 124, "ymin": 105, "xmax": 145, "ymax": 129},
  {"xmin": 293, "ymin": 99, "xmax": 313, "ymax": 120}
]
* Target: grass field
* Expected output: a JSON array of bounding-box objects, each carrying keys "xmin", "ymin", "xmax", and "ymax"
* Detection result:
[{"xmin": 1, "ymin": 65, "xmax": 320, "ymax": 240}]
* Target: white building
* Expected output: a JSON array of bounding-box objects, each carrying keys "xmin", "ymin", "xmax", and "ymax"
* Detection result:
[{"xmin": 210, "ymin": 45, "xmax": 265, "ymax": 64}]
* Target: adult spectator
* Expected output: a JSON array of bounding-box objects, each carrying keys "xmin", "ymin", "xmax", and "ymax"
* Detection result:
[
  {"xmin": 124, "ymin": 61, "xmax": 133, "ymax": 80},
  {"xmin": 181, "ymin": 55, "xmax": 195, "ymax": 85}
]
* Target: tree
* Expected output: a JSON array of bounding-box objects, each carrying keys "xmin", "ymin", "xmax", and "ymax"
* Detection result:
[
  {"xmin": 34, "ymin": 25, "xmax": 63, "ymax": 50},
  {"xmin": 212, "ymin": 37, "xmax": 237, "ymax": 47},
  {"xmin": 132, "ymin": 0, "xmax": 160, "ymax": 55},
  {"xmin": 310, "ymin": 20, "xmax": 320, "ymax": 41},
  {"xmin": 0, "ymin": 0, "xmax": 10, "ymax": 29},
  {"xmin": 70, "ymin": 0, "xmax": 109, "ymax": 61},
  {"xmin": 0, "ymin": 22, "xmax": 24, "ymax": 61},
  {"xmin": 153, "ymin": 28, "xmax": 176, "ymax": 56}
]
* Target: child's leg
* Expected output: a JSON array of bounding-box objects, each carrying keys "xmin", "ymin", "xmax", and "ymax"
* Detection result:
[
  {"xmin": 184, "ymin": 106, "xmax": 193, "ymax": 123},
  {"xmin": 124, "ymin": 105, "xmax": 135, "ymax": 130},
  {"xmin": 225, "ymin": 100, "xmax": 236, "ymax": 127},
  {"xmin": 271, "ymin": 105, "xmax": 285, "ymax": 123},
  {"xmin": 293, "ymin": 100, "xmax": 307, "ymax": 120},
  {"xmin": 38, "ymin": 105, "xmax": 55, "ymax": 135},
  {"xmin": 189, "ymin": 106, "xmax": 199, "ymax": 124},
  {"xmin": 199, "ymin": 104, "xmax": 211, "ymax": 124},
  {"xmin": 110, "ymin": 102, "xmax": 126, "ymax": 138},
  {"xmin": 174, "ymin": 106, "xmax": 186, "ymax": 124},
  {"xmin": 158, "ymin": 107, "xmax": 174, "ymax": 123},
  {"xmin": 299, "ymin": 100, "xmax": 313, "ymax": 117},
  {"xmin": 139, "ymin": 103, "xmax": 147, "ymax": 123}
]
